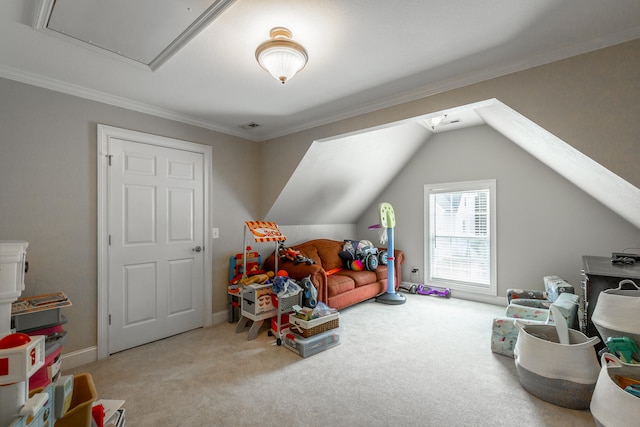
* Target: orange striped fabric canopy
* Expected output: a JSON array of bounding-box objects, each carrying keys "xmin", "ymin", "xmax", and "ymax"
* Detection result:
[{"xmin": 245, "ymin": 221, "xmax": 286, "ymax": 242}]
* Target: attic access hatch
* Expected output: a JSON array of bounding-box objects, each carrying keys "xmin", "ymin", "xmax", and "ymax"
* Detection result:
[{"xmin": 33, "ymin": 0, "xmax": 236, "ymax": 70}]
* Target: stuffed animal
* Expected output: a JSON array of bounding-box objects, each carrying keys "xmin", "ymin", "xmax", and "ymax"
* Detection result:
[{"xmin": 231, "ymin": 271, "xmax": 275, "ymax": 286}]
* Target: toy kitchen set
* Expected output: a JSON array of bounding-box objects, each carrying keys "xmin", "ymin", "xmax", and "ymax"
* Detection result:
[{"xmin": 0, "ymin": 241, "xmax": 82, "ymax": 427}]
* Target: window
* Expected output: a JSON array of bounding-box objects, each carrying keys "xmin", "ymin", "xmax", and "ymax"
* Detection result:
[{"xmin": 424, "ymin": 180, "xmax": 496, "ymax": 295}]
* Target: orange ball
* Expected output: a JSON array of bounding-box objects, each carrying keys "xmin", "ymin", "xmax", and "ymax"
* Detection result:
[{"xmin": 276, "ymin": 269, "xmax": 289, "ymax": 277}]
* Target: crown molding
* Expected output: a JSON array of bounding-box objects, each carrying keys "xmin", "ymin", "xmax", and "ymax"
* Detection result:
[
  {"xmin": 258, "ymin": 28, "xmax": 640, "ymax": 141},
  {"xmin": 0, "ymin": 64, "xmax": 259, "ymax": 141},
  {"xmin": 1, "ymin": 28, "xmax": 638, "ymax": 143}
]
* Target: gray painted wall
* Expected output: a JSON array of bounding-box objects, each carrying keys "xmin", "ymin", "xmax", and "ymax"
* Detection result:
[
  {"xmin": 0, "ymin": 78, "xmax": 260, "ymax": 354},
  {"xmin": 1, "ymin": 39, "xmax": 638, "ymax": 360},
  {"xmin": 356, "ymin": 125, "xmax": 640, "ymax": 303}
]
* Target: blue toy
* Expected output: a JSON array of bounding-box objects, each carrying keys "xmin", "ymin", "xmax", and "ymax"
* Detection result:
[
  {"xmin": 370, "ymin": 202, "xmax": 406, "ymax": 305},
  {"xmin": 605, "ymin": 336, "xmax": 639, "ymax": 364}
]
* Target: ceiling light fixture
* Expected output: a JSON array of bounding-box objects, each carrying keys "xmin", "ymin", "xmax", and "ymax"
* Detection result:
[
  {"xmin": 426, "ymin": 115, "xmax": 447, "ymax": 130},
  {"xmin": 255, "ymin": 27, "xmax": 308, "ymax": 84}
]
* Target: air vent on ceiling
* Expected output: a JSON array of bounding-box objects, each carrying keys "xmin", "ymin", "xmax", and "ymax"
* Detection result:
[{"xmin": 240, "ymin": 122, "xmax": 262, "ymax": 130}]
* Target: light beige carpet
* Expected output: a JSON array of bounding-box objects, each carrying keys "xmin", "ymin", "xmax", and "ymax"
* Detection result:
[{"xmin": 67, "ymin": 294, "xmax": 596, "ymax": 426}]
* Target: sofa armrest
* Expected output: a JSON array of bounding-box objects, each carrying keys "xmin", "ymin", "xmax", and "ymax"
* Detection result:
[
  {"xmin": 263, "ymin": 254, "xmax": 328, "ymax": 304},
  {"xmin": 281, "ymin": 262, "xmax": 327, "ymax": 305}
]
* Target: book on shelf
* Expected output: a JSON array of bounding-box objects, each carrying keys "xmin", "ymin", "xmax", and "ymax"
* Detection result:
[{"xmin": 11, "ymin": 292, "xmax": 72, "ymax": 315}]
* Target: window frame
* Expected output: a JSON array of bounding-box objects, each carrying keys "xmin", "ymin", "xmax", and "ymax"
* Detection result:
[{"xmin": 423, "ymin": 179, "xmax": 497, "ymax": 296}]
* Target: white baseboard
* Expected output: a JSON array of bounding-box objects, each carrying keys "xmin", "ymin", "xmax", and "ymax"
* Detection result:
[
  {"xmin": 400, "ymin": 281, "xmax": 507, "ymax": 307},
  {"xmin": 61, "ymin": 346, "xmax": 98, "ymax": 371},
  {"xmin": 211, "ymin": 309, "xmax": 230, "ymax": 325},
  {"xmin": 452, "ymin": 290, "xmax": 507, "ymax": 306},
  {"xmin": 61, "ymin": 309, "xmax": 231, "ymax": 370}
]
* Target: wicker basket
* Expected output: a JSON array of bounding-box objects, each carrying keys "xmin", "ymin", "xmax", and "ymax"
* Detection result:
[{"xmin": 289, "ymin": 312, "xmax": 339, "ymax": 338}]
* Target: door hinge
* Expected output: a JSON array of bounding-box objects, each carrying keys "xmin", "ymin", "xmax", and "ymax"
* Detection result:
[
  {"xmin": 108, "ymin": 314, "xmax": 111, "ymax": 325},
  {"xmin": 106, "ymin": 154, "xmax": 113, "ymax": 166},
  {"xmin": 108, "ymin": 235, "xmax": 111, "ymax": 245}
]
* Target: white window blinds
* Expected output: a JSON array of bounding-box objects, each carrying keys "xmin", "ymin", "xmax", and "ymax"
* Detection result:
[{"xmin": 425, "ymin": 180, "xmax": 496, "ymax": 294}]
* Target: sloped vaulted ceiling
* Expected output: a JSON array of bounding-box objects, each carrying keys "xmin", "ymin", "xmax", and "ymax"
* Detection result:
[{"xmin": 265, "ymin": 99, "xmax": 640, "ymax": 229}]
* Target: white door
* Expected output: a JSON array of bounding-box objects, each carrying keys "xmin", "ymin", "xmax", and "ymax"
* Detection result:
[{"xmin": 107, "ymin": 138, "xmax": 205, "ymax": 354}]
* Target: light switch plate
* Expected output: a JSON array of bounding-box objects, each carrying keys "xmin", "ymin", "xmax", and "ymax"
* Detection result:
[{"xmin": 212, "ymin": 227, "xmax": 219, "ymax": 238}]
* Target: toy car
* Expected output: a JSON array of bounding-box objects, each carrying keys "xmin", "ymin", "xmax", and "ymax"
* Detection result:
[{"xmin": 340, "ymin": 239, "xmax": 388, "ymax": 271}]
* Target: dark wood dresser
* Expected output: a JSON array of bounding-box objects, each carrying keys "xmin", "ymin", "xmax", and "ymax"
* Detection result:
[{"xmin": 581, "ymin": 255, "xmax": 640, "ymax": 339}]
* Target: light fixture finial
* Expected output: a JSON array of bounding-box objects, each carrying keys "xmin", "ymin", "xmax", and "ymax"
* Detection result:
[{"xmin": 256, "ymin": 27, "xmax": 308, "ymax": 84}]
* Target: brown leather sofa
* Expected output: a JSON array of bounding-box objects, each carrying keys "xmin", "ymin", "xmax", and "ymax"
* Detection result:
[{"xmin": 263, "ymin": 239, "xmax": 404, "ymax": 310}]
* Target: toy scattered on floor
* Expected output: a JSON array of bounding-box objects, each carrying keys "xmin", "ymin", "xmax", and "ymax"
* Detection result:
[
  {"xmin": 399, "ymin": 282, "xmax": 417, "ymax": 293},
  {"xmin": 278, "ymin": 242, "xmax": 316, "ymax": 265},
  {"xmin": 416, "ymin": 284, "xmax": 451, "ymax": 298},
  {"xmin": 370, "ymin": 202, "xmax": 406, "ymax": 305},
  {"xmin": 398, "ymin": 282, "xmax": 451, "ymax": 297}
]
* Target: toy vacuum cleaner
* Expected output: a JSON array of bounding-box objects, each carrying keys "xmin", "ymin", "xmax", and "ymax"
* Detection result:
[{"xmin": 370, "ymin": 203, "xmax": 406, "ymax": 305}]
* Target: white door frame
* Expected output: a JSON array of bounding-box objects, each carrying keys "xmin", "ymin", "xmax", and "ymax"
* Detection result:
[{"xmin": 97, "ymin": 124, "xmax": 213, "ymax": 359}]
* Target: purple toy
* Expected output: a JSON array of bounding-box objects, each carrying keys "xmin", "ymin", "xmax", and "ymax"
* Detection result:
[{"xmin": 416, "ymin": 284, "xmax": 451, "ymax": 298}]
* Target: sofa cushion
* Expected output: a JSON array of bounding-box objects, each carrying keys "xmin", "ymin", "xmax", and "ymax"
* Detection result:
[
  {"xmin": 375, "ymin": 266, "xmax": 388, "ymax": 281},
  {"xmin": 335, "ymin": 270, "xmax": 377, "ymax": 288},
  {"xmin": 327, "ymin": 274, "xmax": 355, "ymax": 297},
  {"xmin": 299, "ymin": 246, "xmax": 322, "ymax": 267},
  {"xmin": 317, "ymin": 245, "xmax": 344, "ymax": 271}
]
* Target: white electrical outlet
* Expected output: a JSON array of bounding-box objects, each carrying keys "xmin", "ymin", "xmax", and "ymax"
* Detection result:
[{"xmin": 212, "ymin": 227, "xmax": 219, "ymax": 238}]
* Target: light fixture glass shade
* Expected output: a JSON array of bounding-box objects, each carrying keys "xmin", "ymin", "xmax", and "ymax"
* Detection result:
[
  {"xmin": 426, "ymin": 115, "xmax": 447, "ymax": 130},
  {"xmin": 256, "ymin": 27, "xmax": 308, "ymax": 84}
]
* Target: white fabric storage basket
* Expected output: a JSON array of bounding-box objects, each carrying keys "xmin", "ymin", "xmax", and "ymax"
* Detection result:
[
  {"xmin": 591, "ymin": 279, "xmax": 640, "ymax": 360},
  {"xmin": 590, "ymin": 353, "xmax": 640, "ymax": 427},
  {"xmin": 514, "ymin": 323, "xmax": 600, "ymax": 409}
]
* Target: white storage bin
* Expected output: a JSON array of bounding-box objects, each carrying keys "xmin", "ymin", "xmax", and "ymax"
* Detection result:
[
  {"xmin": 591, "ymin": 353, "xmax": 640, "ymax": 427},
  {"xmin": 283, "ymin": 327, "xmax": 340, "ymax": 358},
  {"xmin": 0, "ymin": 241, "xmax": 28, "ymax": 296},
  {"xmin": 514, "ymin": 323, "xmax": 600, "ymax": 409},
  {"xmin": 591, "ymin": 279, "xmax": 640, "ymax": 361}
]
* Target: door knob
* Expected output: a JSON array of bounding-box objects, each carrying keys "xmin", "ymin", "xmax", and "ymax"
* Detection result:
[{"xmin": 193, "ymin": 246, "xmax": 202, "ymax": 252}]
